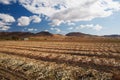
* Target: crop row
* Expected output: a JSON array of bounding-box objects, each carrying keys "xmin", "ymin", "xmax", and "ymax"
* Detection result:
[
  {"xmin": 0, "ymin": 47, "xmax": 119, "ymax": 71},
  {"xmin": 0, "ymin": 52, "xmax": 113, "ymax": 80}
]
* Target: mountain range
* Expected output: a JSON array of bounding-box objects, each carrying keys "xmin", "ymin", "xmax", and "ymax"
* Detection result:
[{"xmin": 0, "ymin": 31, "xmax": 119, "ymax": 40}]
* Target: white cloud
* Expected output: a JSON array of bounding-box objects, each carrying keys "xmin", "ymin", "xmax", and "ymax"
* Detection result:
[
  {"xmin": 49, "ymin": 19, "xmax": 63, "ymax": 27},
  {"xmin": 17, "ymin": 15, "xmax": 41, "ymax": 26},
  {"xmin": 44, "ymin": 30, "xmax": 49, "ymax": 32},
  {"xmin": 0, "ymin": 13, "xmax": 15, "ymax": 31},
  {"xmin": 18, "ymin": 16, "xmax": 30, "ymax": 26},
  {"xmin": 18, "ymin": 0, "xmax": 120, "ymax": 26},
  {"xmin": 28, "ymin": 28, "xmax": 37, "ymax": 32},
  {"xmin": 49, "ymin": 20, "xmax": 76, "ymax": 27},
  {"xmin": 76, "ymin": 24, "xmax": 103, "ymax": 31},
  {"xmin": 0, "ymin": 0, "xmax": 16, "ymax": 5},
  {"xmin": 1, "ymin": 0, "xmax": 120, "ymax": 27},
  {"xmin": 0, "ymin": 13, "xmax": 15, "ymax": 22},
  {"xmin": 67, "ymin": 22, "xmax": 75, "ymax": 26},
  {"xmin": 0, "ymin": 26, "xmax": 10, "ymax": 31},
  {"xmin": 30, "ymin": 15, "xmax": 41, "ymax": 23},
  {"xmin": 68, "ymin": 27, "xmax": 74, "ymax": 30},
  {"xmin": 50, "ymin": 27, "xmax": 61, "ymax": 33},
  {"xmin": 18, "ymin": 0, "xmax": 66, "ymax": 17}
]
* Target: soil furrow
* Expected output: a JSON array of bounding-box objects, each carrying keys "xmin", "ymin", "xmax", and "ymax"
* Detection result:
[
  {"xmin": 0, "ymin": 51, "xmax": 119, "ymax": 73},
  {"xmin": 0, "ymin": 66, "xmax": 28, "ymax": 80}
]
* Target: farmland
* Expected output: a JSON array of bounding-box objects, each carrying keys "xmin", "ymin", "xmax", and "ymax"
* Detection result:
[{"xmin": 0, "ymin": 40, "xmax": 120, "ymax": 80}]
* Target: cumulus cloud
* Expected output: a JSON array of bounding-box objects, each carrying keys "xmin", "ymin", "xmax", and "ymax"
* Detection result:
[
  {"xmin": 0, "ymin": 13, "xmax": 15, "ymax": 30},
  {"xmin": 0, "ymin": 26, "xmax": 10, "ymax": 31},
  {"xmin": 67, "ymin": 22, "xmax": 75, "ymax": 26},
  {"xmin": 68, "ymin": 27, "xmax": 74, "ymax": 30},
  {"xmin": 1, "ymin": 0, "xmax": 120, "ymax": 27},
  {"xmin": 50, "ymin": 27, "xmax": 61, "ymax": 33},
  {"xmin": 28, "ymin": 28, "xmax": 37, "ymax": 32},
  {"xmin": 0, "ymin": 0, "xmax": 16, "ymax": 5},
  {"xmin": 30, "ymin": 15, "xmax": 41, "ymax": 23},
  {"xmin": 0, "ymin": 13, "xmax": 15, "ymax": 22},
  {"xmin": 18, "ymin": 16, "xmax": 30, "ymax": 26},
  {"xmin": 49, "ymin": 20, "xmax": 76, "ymax": 27},
  {"xmin": 17, "ymin": 15, "xmax": 41, "ymax": 26},
  {"xmin": 18, "ymin": 0, "xmax": 66, "ymax": 17},
  {"xmin": 44, "ymin": 30, "xmax": 49, "ymax": 32},
  {"xmin": 49, "ymin": 19, "xmax": 63, "ymax": 27},
  {"xmin": 76, "ymin": 24, "xmax": 103, "ymax": 31},
  {"xmin": 18, "ymin": 0, "xmax": 120, "ymax": 26}
]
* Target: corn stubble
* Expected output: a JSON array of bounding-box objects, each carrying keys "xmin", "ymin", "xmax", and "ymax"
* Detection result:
[{"xmin": 0, "ymin": 41, "xmax": 120, "ymax": 80}]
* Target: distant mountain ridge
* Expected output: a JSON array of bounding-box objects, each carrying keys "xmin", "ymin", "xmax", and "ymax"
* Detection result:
[
  {"xmin": 36, "ymin": 31, "xmax": 53, "ymax": 36},
  {"xmin": 0, "ymin": 32, "xmax": 34, "ymax": 40},
  {"xmin": 0, "ymin": 32, "xmax": 34, "ymax": 36},
  {"xmin": 0, "ymin": 31, "xmax": 119, "ymax": 40},
  {"xmin": 104, "ymin": 35, "xmax": 120, "ymax": 38},
  {"xmin": 0, "ymin": 31, "xmax": 54, "ymax": 40},
  {"xmin": 66, "ymin": 32, "xmax": 92, "ymax": 37}
]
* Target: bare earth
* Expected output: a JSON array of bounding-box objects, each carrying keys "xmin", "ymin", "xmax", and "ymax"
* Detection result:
[{"xmin": 0, "ymin": 40, "xmax": 120, "ymax": 80}]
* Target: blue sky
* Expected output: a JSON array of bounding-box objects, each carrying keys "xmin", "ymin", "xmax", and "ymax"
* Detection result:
[{"xmin": 0, "ymin": 0, "xmax": 120, "ymax": 35}]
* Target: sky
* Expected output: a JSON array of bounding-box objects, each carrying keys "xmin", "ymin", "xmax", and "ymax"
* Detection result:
[{"xmin": 0, "ymin": 0, "xmax": 120, "ymax": 35}]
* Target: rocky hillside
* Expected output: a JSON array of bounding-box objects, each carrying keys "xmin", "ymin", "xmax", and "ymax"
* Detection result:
[
  {"xmin": 104, "ymin": 35, "xmax": 120, "ymax": 38},
  {"xmin": 66, "ymin": 32, "xmax": 92, "ymax": 37},
  {"xmin": 0, "ymin": 31, "xmax": 119, "ymax": 40},
  {"xmin": 36, "ymin": 31, "xmax": 53, "ymax": 36},
  {"xmin": 0, "ymin": 32, "xmax": 34, "ymax": 40}
]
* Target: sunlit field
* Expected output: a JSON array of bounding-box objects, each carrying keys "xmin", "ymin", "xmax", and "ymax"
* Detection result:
[
  {"xmin": 1, "ymin": 0, "xmax": 120, "ymax": 80},
  {"xmin": 0, "ymin": 39, "xmax": 120, "ymax": 80}
]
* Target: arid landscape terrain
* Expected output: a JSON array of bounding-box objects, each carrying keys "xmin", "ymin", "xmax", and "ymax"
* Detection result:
[
  {"xmin": 0, "ymin": 32, "xmax": 120, "ymax": 80},
  {"xmin": 1, "ymin": 0, "xmax": 120, "ymax": 80}
]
